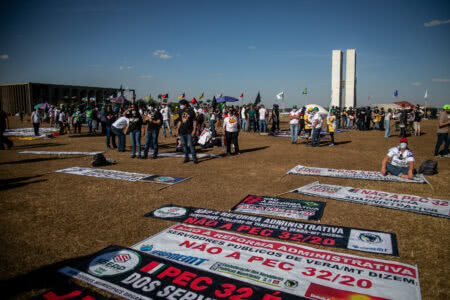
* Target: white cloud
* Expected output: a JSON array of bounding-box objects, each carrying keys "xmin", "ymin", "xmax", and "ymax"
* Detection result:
[
  {"xmin": 248, "ymin": 46, "xmax": 256, "ymax": 49},
  {"xmin": 424, "ymin": 19, "xmax": 450, "ymax": 27},
  {"xmin": 0, "ymin": 54, "xmax": 9, "ymax": 60},
  {"xmin": 119, "ymin": 65, "xmax": 133, "ymax": 70},
  {"xmin": 153, "ymin": 49, "xmax": 172, "ymax": 60},
  {"xmin": 412, "ymin": 82, "xmax": 422, "ymax": 86},
  {"xmin": 140, "ymin": 75, "xmax": 152, "ymax": 79},
  {"xmin": 432, "ymin": 78, "xmax": 450, "ymax": 83}
]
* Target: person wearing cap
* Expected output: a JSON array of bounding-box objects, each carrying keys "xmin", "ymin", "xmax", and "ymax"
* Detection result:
[
  {"xmin": 381, "ymin": 138, "xmax": 416, "ymax": 179},
  {"xmin": 311, "ymin": 107, "xmax": 323, "ymax": 147},
  {"xmin": 434, "ymin": 104, "xmax": 450, "ymax": 157},
  {"xmin": 303, "ymin": 107, "xmax": 313, "ymax": 144},
  {"xmin": 176, "ymin": 100, "xmax": 198, "ymax": 164},
  {"xmin": 289, "ymin": 105, "xmax": 300, "ymax": 144},
  {"xmin": 327, "ymin": 109, "xmax": 336, "ymax": 146}
]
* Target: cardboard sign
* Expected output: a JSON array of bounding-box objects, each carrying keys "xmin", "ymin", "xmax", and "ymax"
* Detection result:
[
  {"xmin": 145, "ymin": 205, "xmax": 399, "ymax": 256},
  {"xmin": 291, "ymin": 181, "xmax": 450, "ymax": 219},
  {"xmin": 59, "ymin": 245, "xmax": 304, "ymax": 300},
  {"xmin": 231, "ymin": 195, "xmax": 325, "ymax": 221},
  {"xmin": 56, "ymin": 167, "xmax": 187, "ymax": 185},
  {"xmin": 287, "ymin": 165, "xmax": 426, "ymax": 184},
  {"xmin": 133, "ymin": 224, "xmax": 421, "ymax": 300}
]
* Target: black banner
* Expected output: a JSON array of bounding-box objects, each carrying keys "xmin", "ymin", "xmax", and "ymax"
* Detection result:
[
  {"xmin": 34, "ymin": 281, "xmax": 111, "ymax": 299},
  {"xmin": 145, "ymin": 205, "xmax": 399, "ymax": 256},
  {"xmin": 59, "ymin": 245, "xmax": 306, "ymax": 300},
  {"xmin": 231, "ymin": 195, "xmax": 325, "ymax": 221}
]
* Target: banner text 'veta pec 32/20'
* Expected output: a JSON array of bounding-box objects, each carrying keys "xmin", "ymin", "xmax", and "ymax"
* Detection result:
[
  {"xmin": 145, "ymin": 205, "xmax": 399, "ymax": 256},
  {"xmin": 133, "ymin": 224, "xmax": 422, "ymax": 300}
]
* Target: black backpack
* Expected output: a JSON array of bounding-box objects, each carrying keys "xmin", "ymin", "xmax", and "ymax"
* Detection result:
[
  {"xmin": 92, "ymin": 153, "xmax": 113, "ymax": 167},
  {"xmin": 418, "ymin": 160, "xmax": 438, "ymax": 175}
]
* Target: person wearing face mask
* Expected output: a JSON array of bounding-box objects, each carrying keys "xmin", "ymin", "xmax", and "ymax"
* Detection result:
[
  {"xmin": 381, "ymin": 138, "xmax": 416, "ymax": 179},
  {"xmin": 127, "ymin": 105, "xmax": 143, "ymax": 158},
  {"xmin": 142, "ymin": 104, "xmax": 162, "ymax": 159},
  {"xmin": 176, "ymin": 100, "xmax": 198, "ymax": 164}
]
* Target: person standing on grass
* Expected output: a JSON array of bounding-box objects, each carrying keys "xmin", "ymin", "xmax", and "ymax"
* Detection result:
[
  {"xmin": 271, "ymin": 104, "xmax": 280, "ymax": 133},
  {"xmin": 160, "ymin": 102, "xmax": 172, "ymax": 138},
  {"xmin": 434, "ymin": 104, "xmax": 450, "ymax": 157},
  {"xmin": 177, "ymin": 100, "xmax": 198, "ymax": 164},
  {"xmin": 289, "ymin": 105, "xmax": 300, "ymax": 144},
  {"xmin": 248, "ymin": 105, "xmax": 257, "ymax": 132},
  {"xmin": 31, "ymin": 108, "xmax": 42, "ymax": 136},
  {"xmin": 384, "ymin": 108, "xmax": 392, "ymax": 138},
  {"xmin": 303, "ymin": 107, "xmax": 313, "ymax": 144},
  {"xmin": 127, "ymin": 105, "xmax": 143, "ymax": 159},
  {"xmin": 105, "ymin": 105, "xmax": 117, "ymax": 149},
  {"xmin": 240, "ymin": 105, "xmax": 247, "ymax": 132},
  {"xmin": 413, "ymin": 105, "xmax": 423, "ymax": 136},
  {"xmin": 0, "ymin": 107, "xmax": 13, "ymax": 150},
  {"xmin": 327, "ymin": 109, "xmax": 336, "ymax": 146},
  {"xmin": 209, "ymin": 107, "xmax": 217, "ymax": 137},
  {"xmin": 258, "ymin": 104, "xmax": 267, "ymax": 133},
  {"xmin": 111, "ymin": 110, "xmax": 129, "ymax": 153},
  {"xmin": 311, "ymin": 107, "xmax": 323, "ymax": 147},
  {"xmin": 57, "ymin": 108, "xmax": 65, "ymax": 135},
  {"xmin": 223, "ymin": 108, "xmax": 240, "ymax": 155},
  {"xmin": 143, "ymin": 104, "xmax": 162, "ymax": 159}
]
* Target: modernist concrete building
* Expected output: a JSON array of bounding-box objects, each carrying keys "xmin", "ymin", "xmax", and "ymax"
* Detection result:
[
  {"xmin": 331, "ymin": 49, "xmax": 357, "ymax": 108},
  {"xmin": 0, "ymin": 82, "xmax": 135, "ymax": 114}
]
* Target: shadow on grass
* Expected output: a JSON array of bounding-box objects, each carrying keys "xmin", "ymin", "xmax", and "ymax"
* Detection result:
[
  {"xmin": 14, "ymin": 143, "xmax": 67, "ymax": 149},
  {"xmin": 68, "ymin": 134, "xmax": 101, "ymax": 138},
  {"xmin": 0, "ymin": 179, "xmax": 47, "ymax": 191},
  {"xmin": 0, "ymin": 156, "xmax": 86, "ymax": 166},
  {"xmin": 235, "ymin": 146, "xmax": 270, "ymax": 154},
  {"xmin": 0, "ymin": 254, "xmax": 92, "ymax": 298},
  {"xmin": 334, "ymin": 140, "xmax": 352, "ymax": 145}
]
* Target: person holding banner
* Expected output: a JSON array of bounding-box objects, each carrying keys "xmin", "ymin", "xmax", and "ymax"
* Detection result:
[{"xmin": 381, "ymin": 138, "xmax": 416, "ymax": 179}]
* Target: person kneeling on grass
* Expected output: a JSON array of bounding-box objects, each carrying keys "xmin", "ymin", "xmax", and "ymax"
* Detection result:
[{"xmin": 381, "ymin": 138, "xmax": 416, "ymax": 180}]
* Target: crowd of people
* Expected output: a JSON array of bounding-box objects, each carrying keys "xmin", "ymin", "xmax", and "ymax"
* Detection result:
[{"xmin": 1, "ymin": 101, "xmax": 449, "ymax": 167}]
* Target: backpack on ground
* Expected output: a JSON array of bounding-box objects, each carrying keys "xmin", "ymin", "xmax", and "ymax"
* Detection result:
[
  {"xmin": 418, "ymin": 160, "xmax": 438, "ymax": 175},
  {"xmin": 92, "ymin": 153, "xmax": 114, "ymax": 167}
]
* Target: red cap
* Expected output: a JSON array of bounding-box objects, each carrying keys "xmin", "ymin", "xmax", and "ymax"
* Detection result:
[{"xmin": 400, "ymin": 138, "xmax": 408, "ymax": 143}]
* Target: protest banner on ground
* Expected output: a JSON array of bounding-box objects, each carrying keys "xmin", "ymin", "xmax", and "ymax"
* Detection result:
[
  {"xmin": 55, "ymin": 167, "xmax": 187, "ymax": 185},
  {"xmin": 231, "ymin": 195, "xmax": 325, "ymax": 221},
  {"xmin": 59, "ymin": 245, "xmax": 304, "ymax": 300},
  {"xmin": 290, "ymin": 181, "xmax": 450, "ymax": 219},
  {"xmin": 19, "ymin": 151, "xmax": 103, "ymax": 156},
  {"xmin": 287, "ymin": 165, "xmax": 426, "ymax": 184},
  {"xmin": 35, "ymin": 281, "xmax": 111, "ymax": 299},
  {"xmin": 145, "ymin": 205, "xmax": 399, "ymax": 256},
  {"xmin": 132, "ymin": 224, "xmax": 421, "ymax": 300},
  {"xmin": 4, "ymin": 127, "xmax": 57, "ymax": 137}
]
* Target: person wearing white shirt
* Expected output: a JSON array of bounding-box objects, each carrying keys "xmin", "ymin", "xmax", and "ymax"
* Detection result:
[
  {"xmin": 209, "ymin": 107, "xmax": 217, "ymax": 137},
  {"xmin": 384, "ymin": 108, "xmax": 393, "ymax": 138},
  {"xmin": 311, "ymin": 107, "xmax": 323, "ymax": 147},
  {"xmin": 289, "ymin": 105, "xmax": 300, "ymax": 144},
  {"xmin": 381, "ymin": 138, "xmax": 416, "ymax": 179},
  {"xmin": 223, "ymin": 109, "xmax": 240, "ymax": 155},
  {"xmin": 31, "ymin": 109, "xmax": 42, "ymax": 136},
  {"xmin": 258, "ymin": 105, "xmax": 267, "ymax": 133},
  {"xmin": 160, "ymin": 103, "xmax": 172, "ymax": 137},
  {"xmin": 112, "ymin": 112, "xmax": 130, "ymax": 152},
  {"xmin": 240, "ymin": 106, "xmax": 247, "ymax": 132}
]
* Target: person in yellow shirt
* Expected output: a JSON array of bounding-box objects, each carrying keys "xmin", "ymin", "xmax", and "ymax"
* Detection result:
[
  {"xmin": 327, "ymin": 109, "xmax": 336, "ymax": 146},
  {"xmin": 303, "ymin": 107, "xmax": 313, "ymax": 144}
]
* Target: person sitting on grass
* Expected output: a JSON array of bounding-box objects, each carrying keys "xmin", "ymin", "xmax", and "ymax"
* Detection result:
[{"xmin": 381, "ymin": 138, "xmax": 416, "ymax": 180}]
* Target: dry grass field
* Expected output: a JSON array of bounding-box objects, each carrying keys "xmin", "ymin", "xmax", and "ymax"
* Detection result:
[{"xmin": 0, "ymin": 116, "xmax": 449, "ymax": 299}]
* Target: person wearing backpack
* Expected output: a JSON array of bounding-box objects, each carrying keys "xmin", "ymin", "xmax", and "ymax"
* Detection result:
[
  {"xmin": 381, "ymin": 138, "xmax": 416, "ymax": 180},
  {"xmin": 434, "ymin": 104, "xmax": 450, "ymax": 157}
]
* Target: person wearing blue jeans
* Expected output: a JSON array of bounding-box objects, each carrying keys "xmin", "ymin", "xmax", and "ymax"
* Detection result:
[
  {"xmin": 130, "ymin": 128, "xmax": 141, "ymax": 158},
  {"xmin": 209, "ymin": 109, "xmax": 217, "ymax": 137},
  {"xmin": 289, "ymin": 105, "xmax": 300, "ymax": 144},
  {"xmin": 434, "ymin": 105, "xmax": 450, "ymax": 156},
  {"xmin": 381, "ymin": 138, "xmax": 416, "ymax": 179},
  {"xmin": 143, "ymin": 105, "xmax": 162, "ymax": 159},
  {"xmin": 311, "ymin": 107, "xmax": 323, "ymax": 147},
  {"xmin": 177, "ymin": 100, "xmax": 198, "ymax": 164},
  {"xmin": 111, "ymin": 117, "xmax": 127, "ymax": 152}
]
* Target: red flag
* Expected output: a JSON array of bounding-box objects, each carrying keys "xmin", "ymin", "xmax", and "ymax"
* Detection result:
[
  {"xmin": 191, "ymin": 97, "xmax": 197, "ymax": 104},
  {"xmin": 162, "ymin": 93, "xmax": 168, "ymax": 99},
  {"xmin": 240, "ymin": 92, "xmax": 243, "ymax": 99}
]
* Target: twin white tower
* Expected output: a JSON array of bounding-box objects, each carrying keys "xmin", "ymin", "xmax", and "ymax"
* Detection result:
[{"xmin": 331, "ymin": 49, "xmax": 356, "ymax": 108}]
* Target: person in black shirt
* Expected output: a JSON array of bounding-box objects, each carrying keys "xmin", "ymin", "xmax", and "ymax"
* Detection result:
[
  {"xmin": 143, "ymin": 104, "xmax": 163, "ymax": 159},
  {"xmin": 127, "ymin": 105, "xmax": 143, "ymax": 158},
  {"xmin": 413, "ymin": 105, "xmax": 423, "ymax": 136},
  {"xmin": 176, "ymin": 100, "xmax": 198, "ymax": 164},
  {"xmin": 105, "ymin": 105, "xmax": 117, "ymax": 149},
  {"xmin": 271, "ymin": 104, "xmax": 280, "ymax": 132},
  {"xmin": 0, "ymin": 108, "xmax": 13, "ymax": 150}
]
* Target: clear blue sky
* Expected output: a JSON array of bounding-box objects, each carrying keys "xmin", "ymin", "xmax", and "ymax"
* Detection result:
[{"xmin": 0, "ymin": 0, "xmax": 449, "ymax": 107}]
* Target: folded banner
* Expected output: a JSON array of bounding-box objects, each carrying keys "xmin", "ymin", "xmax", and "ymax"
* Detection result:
[
  {"xmin": 287, "ymin": 165, "xmax": 426, "ymax": 184},
  {"xmin": 56, "ymin": 167, "xmax": 187, "ymax": 185},
  {"xmin": 59, "ymin": 245, "xmax": 304, "ymax": 300},
  {"xmin": 20, "ymin": 151, "xmax": 103, "ymax": 155},
  {"xmin": 133, "ymin": 224, "xmax": 421, "ymax": 300},
  {"xmin": 35, "ymin": 281, "xmax": 111, "ymax": 299},
  {"xmin": 145, "ymin": 205, "xmax": 399, "ymax": 256},
  {"xmin": 231, "ymin": 195, "xmax": 325, "ymax": 221},
  {"xmin": 291, "ymin": 181, "xmax": 450, "ymax": 219}
]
